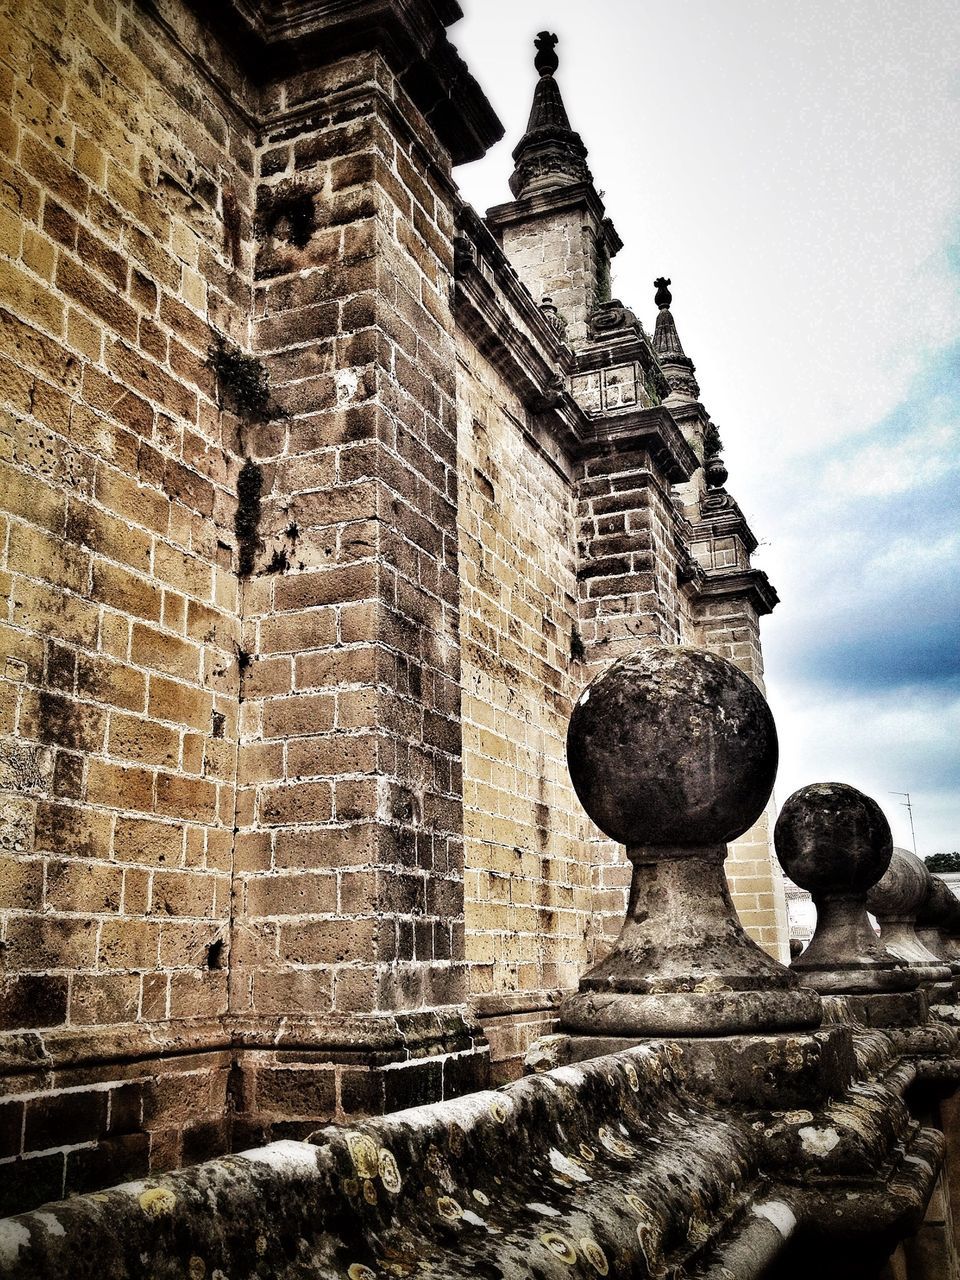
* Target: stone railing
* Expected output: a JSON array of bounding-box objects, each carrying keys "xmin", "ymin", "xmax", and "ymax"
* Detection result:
[{"xmin": 0, "ymin": 646, "xmax": 957, "ymax": 1279}]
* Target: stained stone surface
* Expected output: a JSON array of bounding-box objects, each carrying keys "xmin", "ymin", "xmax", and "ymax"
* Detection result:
[
  {"xmin": 560, "ymin": 646, "xmax": 820, "ymax": 1036},
  {"xmin": 0, "ymin": 1046, "xmax": 762, "ymax": 1280},
  {"xmin": 0, "ymin": 1037, "xmax": 944, "ymax": 1280},
  {"xmin": 566, "ymin": 645, "xmax": 777, "ymax": 848}
]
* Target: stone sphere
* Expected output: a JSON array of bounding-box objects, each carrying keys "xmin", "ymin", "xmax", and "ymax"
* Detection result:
[
  {"xmin": 566, "ymin": 645, "xmax": 777, "ymax": 847},
  {"xmin": 774, "ymin": 782, "xmax": 892, "ymax": 895},
  {"xmin": 918, "ymin": 875, "xmax": 960, "ymax": 932},
  {"xmin": 867, "ymin": 847, "xmax": 930, "ymax": 919}
]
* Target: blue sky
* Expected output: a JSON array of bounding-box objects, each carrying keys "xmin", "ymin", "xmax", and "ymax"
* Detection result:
[{"xmin": 452, "ymin": 0, "xmax": 960, "ymax": 853}]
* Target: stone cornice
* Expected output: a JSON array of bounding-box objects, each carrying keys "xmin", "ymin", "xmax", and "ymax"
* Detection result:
[
  {"xmin": 576, "ymin": 406, "xmax": 699, "ymax": 483},
  {"xmin": 453, "ymin": 203, "xmax": 578, "ymax": 422},
  {"xmin": 486, "ymin": 182, "xmax": 622, "ymax": 258},
  {"xmin": 173, "ymin": 0, "xmax": 502, "ymax": 163},
  {"xmin": 693, "ymin": 567, "xmax": 780, "ymax": 617}
]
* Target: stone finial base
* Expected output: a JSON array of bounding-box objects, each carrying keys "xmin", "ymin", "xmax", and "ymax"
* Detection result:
[
  {"xmin": 559, "ymin": 986, "xmax": 822, "ymax": 1037},
  {"xmin": 559, "ymin": 849, "xmax": 821, "ymax": 1036}
]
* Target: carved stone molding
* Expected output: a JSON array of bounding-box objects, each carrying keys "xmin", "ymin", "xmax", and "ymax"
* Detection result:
[{"xmin": 170, "ymin": 0, "xmax": 503, "ymax": 162}]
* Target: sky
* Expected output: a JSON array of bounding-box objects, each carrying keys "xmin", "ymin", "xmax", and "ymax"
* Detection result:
[{"xmin": 449, "ymin": 0, "xmax": 960, "ymax": 855}]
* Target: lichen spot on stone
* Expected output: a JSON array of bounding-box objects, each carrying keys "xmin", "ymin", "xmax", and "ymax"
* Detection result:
[
  {"xmin": 362, "ymin": 1180, "xmax": 378, "ymax": 1205},
  {"xmin": 782, "ymin": 1110, "xmax": 814, "ymax": 1125},
  {"xmin": 624, "ymin": 1061, "xmax": 640, "ymax": 1092},
  {"xmin": 626, "ymin": 1192, "xmax": 652, "ymax": 1218},
  {"xmin": 540, "ymin": 1232, "xmax": 577, "ymax": 1264},
  {"xmin": 346, "ymin": 1132, "xmax": 380, "ymax": 1180},
  {"xmin": 378, "ymin": 1148, "xmax": 402, "ymax": 1194},
  {"xmin": 580, "ymin": 1238, "xmax": 609, "ymax": 1275},
  {"xmin": 488, "ymin": 1098, "xmax": 509, "ymax": 1124},
  {"xmin": 188, "ymin": 1256, "xmax": 206, "ymax": 1280},
  {"xmin": 636, "ymin": 1224, "xmax": 661, "ymax": 1271},
  {"xmin": 798, "ymin": 1125, "xmax": 840, "ymax": 1156},
  {"xmin": 578, "ymin": 1142, "xmax": 596, "ymax": 1162},
  {"xmin": 255, "ymin": 1236, "xmax": 268, "ymax": 1256},
  {"xmin": 436, "ymin": 1195, "xmax": 463, "ymax": 1221},
  {"xmin": 348, "ymin": 1265, "xmax": 377, "ymax": 1280},
  {"xmin": 0, "ymin": 1221, "xmax": 31, "ymax": 1269},
  {"xmin": 526, "ymin": 1202, "xmax": 561, "ymax": 1218},
  {"xmin": 472, "ymin": 1189, "xmax": 490, "ymax": 1206},
  {"xmin": 549, "ymin": 1148, "xmax": 591, "ymax": 1183},
  {"xmin": 598, "ymin": 1126, "xmax": 632, "ymax": 1158},
  {"xmin": 138, "ymin": 1186, "xmax": 177, "ymax": 1218}
]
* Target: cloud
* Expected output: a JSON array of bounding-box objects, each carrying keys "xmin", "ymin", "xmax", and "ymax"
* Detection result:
[
  {"xmin": 770, "ymin": 681, "xmax": 960, "ymax": 852},
  {"xmin": 754, "ymin": 322, "xmax": 959, "ymax": 850}
]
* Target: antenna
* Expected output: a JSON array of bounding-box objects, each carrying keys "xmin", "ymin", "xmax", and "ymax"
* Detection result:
[{"xmin": 889, "ymin": 791, "xmax": 918, "ymax": 856}]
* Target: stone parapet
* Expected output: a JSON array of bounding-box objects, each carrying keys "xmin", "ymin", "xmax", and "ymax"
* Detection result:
[{"xmin": 0, "ymin": 1033, "xmax": 945, "ymax": 1279}]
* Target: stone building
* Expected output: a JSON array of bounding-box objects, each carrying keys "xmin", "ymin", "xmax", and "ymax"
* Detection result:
[
  {"xmin": 2, "ymin": 5, "xmax": 958, "ymax": 1278},
  {"xmin": 0, "ymin": 0, "xmax": 787, "ymax": 1202}
]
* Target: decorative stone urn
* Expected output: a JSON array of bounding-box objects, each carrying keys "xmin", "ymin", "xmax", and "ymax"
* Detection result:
[
  {"xmin": 775, "ymin": 783, "xmax": 919, "ymax": 993},
  {"xmin": 559, "ymin": 645, "xmax": 821, "ymax": 1036}
]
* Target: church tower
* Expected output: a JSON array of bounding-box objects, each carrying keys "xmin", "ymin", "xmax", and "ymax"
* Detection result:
[{"xmin": 487, "ymin": 32, "xmax": 622, "ymax": 347}]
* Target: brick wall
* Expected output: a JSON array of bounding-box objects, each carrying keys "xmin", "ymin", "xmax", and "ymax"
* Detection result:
[
  {"xmin": 0, "ymin": 0, "xmax": 257, "ymax": 1205},
  {"xmin": 0, "ymin": 0, "xmax": 789, "ymax": 1212},
  {"xmin": 228, "ymin": 47, "xmax": 488, "ymax": 1133},
  {"xmin": 456, "ymin": 340, "xmax": 596, "ymax": 1076}
]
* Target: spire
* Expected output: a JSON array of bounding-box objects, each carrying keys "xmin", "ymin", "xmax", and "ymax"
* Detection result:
[
  {"xmin": 652, "ymin": 277, "xmax": 700, "ymax": 401},
  {"xmin": 509, "ymin": 32, "xmax": 592, "ymax": 199}
]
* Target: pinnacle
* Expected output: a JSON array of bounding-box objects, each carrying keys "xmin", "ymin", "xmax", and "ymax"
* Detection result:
[{"xmin": 508, "ymin": 32, "xmax": 591, "ymax": 199}]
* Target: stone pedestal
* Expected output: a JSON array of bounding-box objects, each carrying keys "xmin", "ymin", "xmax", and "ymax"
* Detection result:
[
  {"xmin": 557, "ymin": 645, "xmax": 820, "ymax": 1037},
  {"xmin": 868, "ymin": 848, "xmax": 955, "ymax": 986}
]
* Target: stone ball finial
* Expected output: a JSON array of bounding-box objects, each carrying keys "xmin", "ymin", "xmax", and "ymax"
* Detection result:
[
  {"xmin": 775, "ymin": 783, "xmax": 892, "ymax": 896},
  {"xmin": 773, "ymin": 784, "xmax": 917, "ymax": 993},
  {"xmin": 654, "ymin": 276, "xmax": 672, "ymax": 309},
  {"xmin": 561, "ymin": 645, "xmax": 820, "ymax": 1037},
  {"xmin": 534, "ymin": 31, "xmax": 559, "ymax": 76},
  {"xmin": 917, "ymin": 875, "xmax": 960, "ymax": 964},
  {"xmin": 867, "ymin": 847, "xmax": 930, "ymax": 919},
  {"xmin": 866, "ymin": 848, "xmax": 954, "ymax": 981},
  {"xmin": 567, "ymin": 646, "xmax": 778, "ymax": 850}
]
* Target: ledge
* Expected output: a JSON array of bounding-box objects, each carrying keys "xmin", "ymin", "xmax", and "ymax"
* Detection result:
[
  {"xmin": 0, "ymin": 1036, "xmax": 945, "ymax": 1278},
  {"xmin": 453, "ymin": 203, "xmax": 581, "ymax": 429},
  {"xmin": 576, "ymin": 406, "xmax": 699, "ymax": 484},
  {"xmin": 486, "ymin": 181, "xmax": 622, "ymax": 258},
  {"xmin": 176, "ymin": 0, "xmax": 503, "ymax": 163},
  {"xmin": 693, "ymin": 567, "xmax": 780, "ymax": 617},
  {"xmin": 0, "ymin": 1009, "xmax": 485, "ymax": 1086}
]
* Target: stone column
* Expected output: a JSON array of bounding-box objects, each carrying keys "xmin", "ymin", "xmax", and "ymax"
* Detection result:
[{"xmin": 225, "ymin": 20, "xmax": 501, "ymax": 1134}]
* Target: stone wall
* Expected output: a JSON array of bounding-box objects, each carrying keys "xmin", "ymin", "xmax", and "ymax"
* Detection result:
[
  {"xmin": 0, "ymin": 0, "xmax": 789, "ymax": 1213},
  {"xmin": 456, "ymin": 336, "xmax": 592, "ymax": 1077},
  {"xmin": 0, "ymin": 0, "xmax": 255, "ymax": 1208}
]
